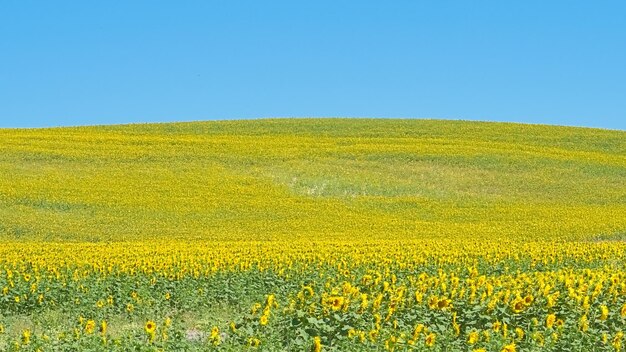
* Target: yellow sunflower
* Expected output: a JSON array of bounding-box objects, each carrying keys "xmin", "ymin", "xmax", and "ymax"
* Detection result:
[{"xmin": 145, "ymin": 320, "xmax": 157, "ymax": 335}]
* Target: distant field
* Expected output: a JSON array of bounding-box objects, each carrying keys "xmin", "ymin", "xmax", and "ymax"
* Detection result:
[{"xmin": 1, "ymin": 119, "xmax": 625, "ymax": 351}]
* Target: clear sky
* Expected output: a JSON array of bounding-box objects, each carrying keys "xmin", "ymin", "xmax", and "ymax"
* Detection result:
[{"xmin": 1, "ymin": 1, "xmax": 625, "ymax": 130}]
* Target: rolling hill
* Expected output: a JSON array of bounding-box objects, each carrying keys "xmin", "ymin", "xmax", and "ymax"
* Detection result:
[{"xmin": 0, "ymin": 118, "xmax": 624, "ymax": 242}]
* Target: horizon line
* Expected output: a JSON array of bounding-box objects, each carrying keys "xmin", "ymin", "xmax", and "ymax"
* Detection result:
[{"xmin": 1, "ymin": 116, "xmax": 624, "ymax": 132}]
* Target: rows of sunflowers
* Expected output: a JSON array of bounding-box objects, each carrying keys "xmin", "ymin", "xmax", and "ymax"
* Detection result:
[{"xmin": 1, "ymin": 239, "xmax": 626, "ymax": 350}]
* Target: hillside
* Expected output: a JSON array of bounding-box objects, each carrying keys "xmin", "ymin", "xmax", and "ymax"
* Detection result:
[{"xmin": 0, "ymin": 118, "xmax": 624, "ymax": 242}]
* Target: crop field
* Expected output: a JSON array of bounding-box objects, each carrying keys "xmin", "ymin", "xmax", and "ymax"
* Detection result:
[{"xmin": 0, "ymin": 118, "xmax": 625, "ymax": 351}]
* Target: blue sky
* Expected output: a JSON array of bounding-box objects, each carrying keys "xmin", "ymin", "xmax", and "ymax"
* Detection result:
[{"xmin": 1, "ymin": 1, "xmax": 625, "ymax": 130}]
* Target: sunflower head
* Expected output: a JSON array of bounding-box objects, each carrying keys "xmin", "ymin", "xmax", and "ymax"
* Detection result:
[
  {"xmin": 425, "ymin": 333, "xmax": 436, "ymax": 346},
  {"xmin": 145, "ymin": 320, "xmax": 156, "ymax": 335}
]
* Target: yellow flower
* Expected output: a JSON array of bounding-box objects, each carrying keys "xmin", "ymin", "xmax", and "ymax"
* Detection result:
[
  {"xmin": 546, "ymin": 313, "xmax": 556, "ymax": 329},
  {"xmin": 493, "ymin": 321, "xmax": 502, "ymax": 332},
  {"xmin": 266, "ymin": 294, "xmax": 277, "ymax": 308},
  {"xmin": 85, "ymin": 319, "xmax": 96, "ymax": 334},
  {"xmin": 425, "ymin": 333, "xmax": 436, "ymax": 347},
  {"xmin": 22, "ymin": 329, "xmax": 31, "ymax": 345},
  {"xmin": 511, "ymin": 297, "xmax": 525, "ymax": 313},
  {"xmin": 313, "ymin": 336, "xmax": 322, "ymax": 352},
  {"xmin": 501, "ymin": 342, "xmax": 516, "ymax": 352},
  {"xmin": 145, "ymin": 320, "xmax": 156, "ymax": 335},
  {"xmin": 260, "ymin": 314, "xmax": 269, "ymax": 326},
  {"xmin": 248, "ymin": 337, "xmax": 261, "ymax": 347},
  {"xmin": 210, "ymin": 326, "xmax": 220, "ymax": 345},
  {"xmin": 327, "ymin": 296, "xmax": 344, "ymax": 311},
  {"xmin": 600, "ymin": 305, "xmax": 609, "ymax": 321},
  {"xmin": 524, "ymin": 294, "xmax": 533, "ymax": 305},
  {"xmin": 555, "ymin": 318, "xmax": 564, "ymax": 329},
  {"xmin": 613, "ymin": 331, "xmax": 624, "ymax": 350},
  {"xmin": 437, "ymin": 297, "xmax": 451, "ymax": 309},
  {"xmin": 621, "ymin": 304, "xmax": 626, "ymax": 317},
  {"xmin": 579, "ymin": 315, "xmax": 589, "ymax": 332},
  {"xmin": 467, "ymin": 330, "xmax": 479, "ymax": 344},
  {"xmin": 453, "ymin": 321, "xmax": 460, "ymax": 336},
  {"xmin": 428, "ymin": 296, "xmax": 438, "ymax": 309},
  {"xmin": 515, "ymin": 327, "xmax": 524, "ymax": 340}
]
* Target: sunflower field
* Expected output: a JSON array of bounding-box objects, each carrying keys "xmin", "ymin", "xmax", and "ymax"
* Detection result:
[{"xmin": 0, "ymin": 119, "xmax": 625, "ymax": 351}]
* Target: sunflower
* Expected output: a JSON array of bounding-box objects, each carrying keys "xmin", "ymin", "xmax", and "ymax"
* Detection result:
[
  {"xmin": 145, "ymin": 320, "xmax": 157, "ymax": 335},
  {"xmin": 600, "ymin": 305, "xmax": 609, "ymax": 321},
  {"xmin": 85, "ymin": 320, "xmax": 96, "ymax": 334},
  {"xmin": 428, "ymin": 296, "xmax": 438, "ymax": 309},
  {"xmin": 501, "ymin": 343, "xmax": 516, "ymax": 352},
  {"xmin": 208, "ymin": 326, "xmax": 221, "ymax": 346},
  {"xmin": 511, "ymin": 297, "xmax": 525, "ymax": 313},
  {"xmin": 100, "ymin": 320, "xmax": 107, "ymax": 336},
  {"xmin": 555, "ymin": 319, "xmax": 564, "ymax": 329},
  {"xmin": 248, "ymin": 337, "xmax": 260, "ymax": 347},
  {"xmin": 437, "ymin": 298, "xmax": 451, "ymax": 309},
  {"xmin": 22, "ymin": 329, "xmax": 31, "ymax": 345},
  {"xmin": 312, "ymin": 336, "xmax": 322, "ymax": 352},
  {"xmin": 425, "ymin": 333, "xmax": 436, "ymax": 347},
  {"xmin": 259, "ymin": 314, "xmax": 269, "ymax": 326},
  {"xmin": 524, "ymin": 294, "xmax": 533, "ymax": 305},
  {"xmin": 413, "ymin": 324, "xmax": 425, "ymax": 339},
  {"xmin": 327, "ymin": 296, "xmax": 344, "ymax": 311},
  {"xmin": 613, "ymin": 331, "xmax": 624, "ymax": 350},
  {"xmin": 546, "ymin": 314, "xmax": 556, "ymax": 329},
  {"xmin": 467, "ymin": 331, "xmax": 479, "ymax": 344},
  {"xmin": 579, "ymin": 315, "xmax": 589, "ymax": 332}
]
